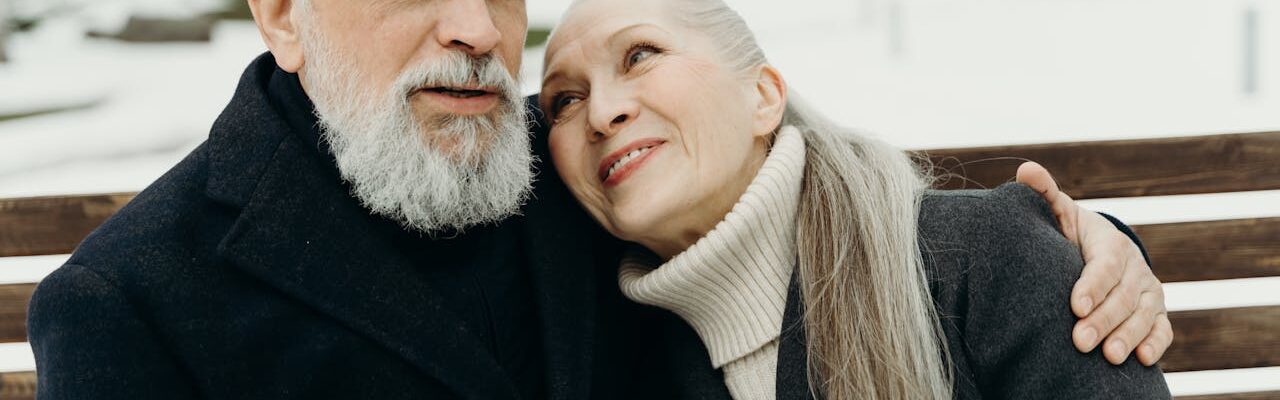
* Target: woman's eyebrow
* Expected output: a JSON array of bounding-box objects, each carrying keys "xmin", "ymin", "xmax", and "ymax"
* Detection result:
[
  {"xmin": 605, "ymin": 23, "xmax": 669, "ymax": 46},
  {"xmin": 542, "ymin": 70, "xmax": 566, "ymax": 88},
  {"xmin": 541, "ymin": 23, "xmax": 672, "ymax": 87}
]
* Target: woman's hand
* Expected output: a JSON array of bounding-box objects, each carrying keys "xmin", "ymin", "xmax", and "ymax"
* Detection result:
[{"xmin": 1016, "ymin": 162, "xmax": 1173, "ymax": 366}]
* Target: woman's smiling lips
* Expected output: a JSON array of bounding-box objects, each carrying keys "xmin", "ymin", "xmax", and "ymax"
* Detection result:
[{"xmin": 597, "ymin": 138, "xmax": 667, "ymax": 188}]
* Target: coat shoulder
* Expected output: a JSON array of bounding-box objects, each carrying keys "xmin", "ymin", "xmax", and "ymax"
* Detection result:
[
  {"xmin": 918, "ymin": 182, "xmax": 1062, "ymax": 244},
  {"xmin": 918, "ymin": 182, "xmax": 1077, "ymax": 274},
  {"xmin": 917, "ymin": 183, "xmax": 1083, "ymax": 319},
  {"xmin": 66, "ymin": 141, "xmax": 232, "ymax": 295}
]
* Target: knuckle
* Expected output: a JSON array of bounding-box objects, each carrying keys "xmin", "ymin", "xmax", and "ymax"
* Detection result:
[
  {"xmin": 1098, "ymin": 307, "xmax": 1122, "ymax": 331},
  {"xmin": 1161, "ymin": 316, "xmax": 1175, "ymax": 343},
  {"xmin": 1116, "ymin": 286, "xmax": 1140, "ymax": 312},
  {"xmin": 1106, "ymin": 259, "xmax": 1127, "ymax": 281}
]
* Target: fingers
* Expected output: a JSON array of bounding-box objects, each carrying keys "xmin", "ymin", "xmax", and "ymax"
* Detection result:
[
  {"xmin": 1069, "ymin": 225, "xmax": 1129, "ymax": 318},
  {"xmin": 1072, "ymin": 243, "xmax": 1153, "ymax": 354},
  {"xmin": 1016, "ymin": 161, "xmax": 1059, "ymax": 195},
  {"xmin": 1070, "ymin": 254, "xmax": 1121, "ymax": 319},
  {"xmin": 1100, "ymin": 290, "xmax": 1165, "ymax": 365},
  {"xmin": 1136, "ymin": 313, "xmax": 1174, "ymax": 366},
  {"xmin": 1016, "ymin": 162, "xmax": 1080, "ymax": 244}
]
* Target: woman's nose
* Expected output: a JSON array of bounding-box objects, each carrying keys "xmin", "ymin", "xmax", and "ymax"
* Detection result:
[{"xmin": 587, "ymin": 94, "xmax": 638, "ymax": 142}]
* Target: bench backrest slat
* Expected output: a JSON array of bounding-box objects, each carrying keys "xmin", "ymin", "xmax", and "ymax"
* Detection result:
[
  {"xmin": 918, "ymin": 131, "xmax": 1280, "ymax": 200},
  {"xmin": 1135, "ymin": 217, "xmax": 1280, "ymax": 283},
  {"xmin": 0, "ymin": 194, "xmax": 134, "ymax": 257},
  {"xmin": 3, "ymin": 281, "xmax": 1274, "ymax": 373},
  {"xmin": 0, "ymin": 371, "xmax": 36, "ymax": 400},
  {"xmin": 1177, "ymin": 391, "xmax": 1280, "ymax": 400},
  {"xmin": 1161, "ymin": 305, "xmax": 1280, "ymax": 372},
  {"xmin": 0, "ymin": 283, "xmax": 34, "ymax": 343}
]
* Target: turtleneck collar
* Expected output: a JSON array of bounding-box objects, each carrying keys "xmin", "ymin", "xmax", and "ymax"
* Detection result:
[{"xmin": 618, "ymin": 126, "xmax": 807, "ymax": 367}]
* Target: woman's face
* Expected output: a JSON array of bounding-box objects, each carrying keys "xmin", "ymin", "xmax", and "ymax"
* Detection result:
[{"xmin": 541, "ymin": 0, "xmax": 783, "ymax": 257}]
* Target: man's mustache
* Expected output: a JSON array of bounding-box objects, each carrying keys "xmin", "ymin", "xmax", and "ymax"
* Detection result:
[{"xmin": 399, "ymin": 52, "xmax": 519, "ymax": 103}]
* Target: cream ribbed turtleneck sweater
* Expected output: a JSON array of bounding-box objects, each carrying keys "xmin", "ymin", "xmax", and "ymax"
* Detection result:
[{"xmin": 618, "ymin": 126, "xmax": 806, "ymax": 400}]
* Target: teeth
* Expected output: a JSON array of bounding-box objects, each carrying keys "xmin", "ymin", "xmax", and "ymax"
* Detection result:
[{"xmin": 606, "ymin": 146, "xmax": 654, "ymax": 180}]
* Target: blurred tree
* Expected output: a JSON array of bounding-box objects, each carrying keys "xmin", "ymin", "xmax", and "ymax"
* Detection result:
[
  {"xmin": 217, "ymin": 0, "xmax": 253, "ymax": 20},
  {"xmin": 525, "ymin": 27, "xmax": 551, "ymax": 49},
  {"xmin": 0, "ymin": 0, "xmax": 9, "ymax": 63}
]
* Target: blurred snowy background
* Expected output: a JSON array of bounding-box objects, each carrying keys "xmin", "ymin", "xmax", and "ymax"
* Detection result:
[{"xmin": 1, "ymin": 0, "xmax": 1278, "ymax": 396}]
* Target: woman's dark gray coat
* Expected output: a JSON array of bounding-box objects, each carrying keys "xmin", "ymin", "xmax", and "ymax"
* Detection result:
[{"xmin": 639, "ymin": 184, "xmax": 1172, "ymax": 399}]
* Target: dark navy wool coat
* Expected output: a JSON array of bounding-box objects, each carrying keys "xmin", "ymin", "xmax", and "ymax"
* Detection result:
[{"xmin": 26, "ymin": 53, "xmax": 652, "ymax": 400}]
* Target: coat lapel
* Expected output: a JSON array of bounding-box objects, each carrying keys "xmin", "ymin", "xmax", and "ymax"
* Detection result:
[
  {"xmin": 777, "ymin": 267, "xmax": 817, "ymax": 400},
  {"xmin": 217, "ymin": 137, "xmax": 517, "ymax": 399},
  {"xmin": 206, "ymin": 56, "xmax": 517, "ymax": 399}
]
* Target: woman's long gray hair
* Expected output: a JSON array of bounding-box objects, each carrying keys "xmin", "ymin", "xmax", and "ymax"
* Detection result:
[{"xmin": 672, "ymin": 1, "xmax": 953, "ymax": 398}]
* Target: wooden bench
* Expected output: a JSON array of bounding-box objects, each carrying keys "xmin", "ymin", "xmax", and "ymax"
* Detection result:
[{"xmin": 1, "ymin": 132, "xmax": 1277, "ymax": 399}]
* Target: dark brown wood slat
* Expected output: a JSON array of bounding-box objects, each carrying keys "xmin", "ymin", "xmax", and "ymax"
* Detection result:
[
  {"xmin": 1135, "ymin": 217, "xmax": 1280, "ymax": 283},
  {"xmin": 917, "ymin": 131, "xmax": 1280, "ymax": 200},
  {"xmin": 0, "ymin": 371, "xmax": 1271, "ymax": 400},
  {"xmin": 2, "ymin": 283, "xmax": 1275, "ymax": 371},
  {"xmin": 1161, "ymin": 306, "xmax": 1280, "ymax": 372},
  {"xmin": 1177, "ymin": 391, "xmax": 1280, "ymax": 400},
  {"xmin": 0, "ymin": 371, "xmax": 36, "ymax": 400},
  {"xmin": 0, "ymin": 194, "xmax": 134, "ymax": 257},
  {"xmin": 1, "ymin": 202, "xmax": 1272, "ymax": 284},
  {"xmin": 0, "ymin": 283, "xmax": 36, "ymax": 343}
]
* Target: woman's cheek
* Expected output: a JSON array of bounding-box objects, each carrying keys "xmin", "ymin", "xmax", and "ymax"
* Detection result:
[{"xmin": 548, "ymin": 131, "xmax": 592, "ymax": 201}]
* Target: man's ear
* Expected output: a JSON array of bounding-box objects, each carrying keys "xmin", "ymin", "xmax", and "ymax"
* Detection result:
[
  {"xmin": 248, "ymin": 0, "xmax": 305, "ymax": 72},
  {"xmin": 750, "ymin": 64, "xmax": 788, "ymax": 140}
]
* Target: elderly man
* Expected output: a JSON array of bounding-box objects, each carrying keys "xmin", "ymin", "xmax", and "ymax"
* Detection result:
[{"xmin": 27, "ymin": 0, "xmax": 1170, "ymax": 399}]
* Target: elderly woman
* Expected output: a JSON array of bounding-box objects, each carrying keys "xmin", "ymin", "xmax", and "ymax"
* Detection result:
[{"xmin": 540, "ymin": 0, "xmax": 1171, "ymax": 398}]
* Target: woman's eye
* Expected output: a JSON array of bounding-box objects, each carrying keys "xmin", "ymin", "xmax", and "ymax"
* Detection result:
[
  {"xmin": 550, "ymin": 94, "xmax": 582, "ymax": 122},
  {"xmin": 555, "ymin": 95, "xmax": 581, "ymax": 111},
  {"xmin": 625, "ymin": 44, "xmax": 661, "ymax": 69}
]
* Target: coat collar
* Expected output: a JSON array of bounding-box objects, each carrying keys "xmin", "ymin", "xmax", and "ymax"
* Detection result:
[{"xmin": 203, "ymin": 54, "xmax": 597, "ymax": 399}]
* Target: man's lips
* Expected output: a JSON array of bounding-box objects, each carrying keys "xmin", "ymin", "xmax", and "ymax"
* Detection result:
[
  {"xmin": 417, "ymin": 86, "xmax": 501, "ymax": 115},
  {"xmin": 597, "ymin": 138, "xmax": 667, "ymax": 183},
  {"xmin": 421, "ymin": 85, "xmax": 498, "ymax": 98}
]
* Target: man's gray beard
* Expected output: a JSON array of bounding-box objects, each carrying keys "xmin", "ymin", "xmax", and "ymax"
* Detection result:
[{"xmin": 298, "ymin": 27, "xmax": 534, "ymax": 235}]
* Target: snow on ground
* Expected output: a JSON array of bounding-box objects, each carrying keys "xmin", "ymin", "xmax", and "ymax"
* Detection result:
[
  {"xmin": 0, "ymin": 18, "xmax": 264, "ymax": 196},
  {"xmin": 1, "ymin": 0, "xmax": 1278, "ymax": 395}
]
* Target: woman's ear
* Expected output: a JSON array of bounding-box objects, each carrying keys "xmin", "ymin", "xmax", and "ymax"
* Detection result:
[
  {"xmin": 750, "ymin": 64, "xmax": 788, "ymax": 139},
  {"xmin": 248, "ymin": 0, "xmax": 305, "ymax": 72}
]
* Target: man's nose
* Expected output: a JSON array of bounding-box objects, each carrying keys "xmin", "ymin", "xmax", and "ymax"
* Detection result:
[{"xmin": 436, "ymin": 0, "xmax": 503, "ymax": 56}]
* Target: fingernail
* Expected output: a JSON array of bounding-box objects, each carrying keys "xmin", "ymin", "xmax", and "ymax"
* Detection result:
[
  {"xmin": 1141, "ymin": 344, "xmax": 1155, "ymax": 359},
  {"xmin": 1080, "ymin": 327, "xmax": 1098, "ymax": 348},
  {"xmin": 1109, "ymin": 340, "xmax": 1127, "ymax": 358},
  {"xmin": 1078, "ymin": 296, "xmax": 1094, "ymax": 314}
]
